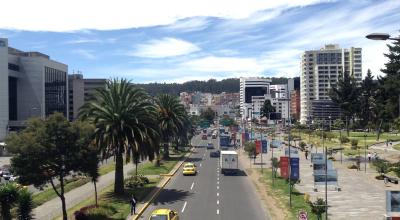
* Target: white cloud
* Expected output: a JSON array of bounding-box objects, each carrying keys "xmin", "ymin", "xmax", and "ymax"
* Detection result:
[
  {"xmin": 0, "ymin": 0, "xmax": 327, "ymax": 31},
  {"xmin": 130, "ymin": 38, "xmax": 200, "ymax": 58},
  {"xmin": 73, "ymin": 49, "xmax": 96, "ymax": 59},
  {"xmin": 181, "ymin": 56, "xmax": 263, "ymax": 72},
  {"xmin": 64, "ymin": 38, "xmax": 102, "ymax": 44},
  {"xmin": 163, "ymin": 17, "xmax": 210, "ymax": 32}
]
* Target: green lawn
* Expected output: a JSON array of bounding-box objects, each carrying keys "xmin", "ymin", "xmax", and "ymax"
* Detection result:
[
  {"xmin": 32, "ymin": 177, "xmax": 91, "ymax": 208},
  {"xmin": 259, "ymin": 169, "xmax": 322, "ymax": 220},
  {"xmin": 59, "ymin": 178, "xmax": 160, "ymax": 220},
  {"xmin": 129, "ymin": 156, "xmax": 182, "ymax": 176}
]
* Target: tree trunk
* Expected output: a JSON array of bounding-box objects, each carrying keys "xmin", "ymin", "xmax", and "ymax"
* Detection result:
[
  {"xmin": 94, "ymin": 181, "xmax": 98, "ymax": 206},
  {"xmin": 60, "ymin": 175, "xmax": 67, "ymax": 220},
  {"xmin": 114, "ymin": 151, "xmax": 124, "ymax": 194},
  {"xmin": 1, "ymin": 202, "xmax": 11, "ymax": 220},
  {"xmin": 346, "ymin": 116, "xmax": 350, "ymax": 136},
  {"xmin": 135, "ymin": 160, "xmax": 138, "ymax": 176},
  {"xmin": 163, "ymin": 143, "xmax": 169, "ymax": 159},
  {"xmin": 377, "ymin": 119, "xmax": 383, "ymax": 141}
]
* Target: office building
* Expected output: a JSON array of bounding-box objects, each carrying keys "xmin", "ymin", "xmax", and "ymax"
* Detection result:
[
  {"xmin": 290, "ymin": 90, "xmax": 300, "ymax": 120},
  {"xmin": 0, "ymin": 38, "xmax": 68, "ymax": 141},
  {"xmin": 240, "ymin": 77, "xmax": 271, "ymax": 120},
  {"xmin": 68, "ymin": 74, "xmax": 106, "ymax": 121},
  {"xmin": 300, "ymin": 44, "xmax": 362, "ymax": 124}
]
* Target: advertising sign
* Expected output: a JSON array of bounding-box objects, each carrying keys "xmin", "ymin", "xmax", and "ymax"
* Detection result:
[
  {"xmin": 285, "ymin": 148, "xmax": 299, "ymax": 158},
  {"xmin": 290, "ymin": 157, "xmax": 300, "ymax": 181},
  {"xmin": 386, "ymin": 191, "xmax": 400, "ymax": 213},
  {"xmin": 280, "ymin": 156, "xmax": 289, "ymax": 179},
  {"xmin": 262, "ymin": 140, "xmax": 268, "ymax": 153},
  {"xmin": 242, "ymin": 133, "xmax": 245, "ymax": 145},
  {"xmin": 314, "ymin": 170, "xmax": 338, "ymax": 184},
  {"xmin": 311, "ymin": 153, "xmax": 325, "ymax": 164},
  {"xmin": 271, "ymin": 139, "xmax": 281, "ymax": 148},
  {"xmin": 255, "ymin": 140, "xmax": 261, "ymax": 154}
]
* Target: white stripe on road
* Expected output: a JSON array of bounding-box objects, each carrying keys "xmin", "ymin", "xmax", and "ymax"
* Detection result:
[
  {"xmin": 217, "ymin": 209, "xmax": 220, "ymax": 215},
  {"xmin": 217, "ymin": 200, "xmax": 220, "ymax": 205},
  {"xmin": 217, "ymin": 181, "xmax": 219, "ymax": 185},
  {"xmin": 200, "ymin": 163, "xmax": 202, "ymax": 167},
  {"xmin": 217, "ymin": 186, "xmax": 219, "ymax": 190},
  {"xmin": 217, "ymin": 192, "xmax": 219, "ymax": 197},
  {"xmin": 190, "ymin": 182, "xmax": 195, "ymax": 190},
  {"xmin": 182, "ymin": 201, "xmax": 187, "ymax": 213}
]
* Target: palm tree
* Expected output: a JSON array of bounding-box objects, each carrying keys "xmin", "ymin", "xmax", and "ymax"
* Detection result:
[
  {"xmin": 16, "ymin": 188, "xmax": 34, "ymax": 220},
  {"xmin": 80, "ymin": 79, "xmax": 157, "ymax": 194},
  {"xmin": 0, "ymin": 183, "xmax": 19, "ymax": 220},
  {"xmin": 155, "ymin": 94, "xmax": 187, "ymax": 160}
]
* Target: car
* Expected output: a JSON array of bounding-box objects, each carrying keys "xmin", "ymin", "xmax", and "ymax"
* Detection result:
[
  {"xmin": 207, "ymin": 142, "xmax": 214, "ymax": 149},
  {"xmin": 149, "ymin": 208, "xmax": 179, "ymax": 220},
  {"xmin": 210, "ymin": 150, "xmax": 220, "ymax": 158},
  {"xmin": 9, "ymin": 175, "xmax": 18, "ymax": 182},
  {"xmin": 2, "ymin": 171, "xmax": 12, "ymax": 180},
  {"xmin": 182, "ymin": 162, "xmax": 197, "ymax": 175}
]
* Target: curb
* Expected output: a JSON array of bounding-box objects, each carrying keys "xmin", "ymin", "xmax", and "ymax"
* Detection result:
[{"xmin": 130, "ymin": 149, "xmax": 193, "ymax": 220}]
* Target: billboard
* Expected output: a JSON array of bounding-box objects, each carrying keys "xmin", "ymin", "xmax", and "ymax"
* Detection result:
[
  {"xmin": 262, "ymin": 140, "xmax": 268, "ymax": 153},
  {"xmin": 255, "ymin": 140, "xmax": 261, "ymax": 154},
  {"xmin": 386, "ymin": 191, "xmax": 400, "ymax": 213},
  {"xmin": 285, "ymin": 148, "xmax": 299, "ymax": 158},
  {"xmin": 314, "ymin": 170, "xmax": 338, "ymax": 184},
  {"xmin": 290, "ymin": 157, "xmax": 300, "ymax": 181},
  {"xmin": 271, "ymin": 139, "xmax": 281, "ymax": 148},
  {"xmin": 280, "ymin": 156, "xmax": 289, "ymax": 179}
]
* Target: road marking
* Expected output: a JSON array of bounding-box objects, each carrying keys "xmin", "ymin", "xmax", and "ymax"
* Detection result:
[
  {"xmin": 217, "ymin": 192, "xmax": 219, "ymax": 197},
  {"xmin": 217, "ymin": 181, "xmax": 219, "ymax": 185},
  {"xmin": 217, "ymin": 200, "xmax": 220, "ymax": 205},
  {"xmin": 217, "ymin": 186, "xmax": 219, "ymax": 189},
  {"xmin": 217, "ymin": 209, "xmax": 220, "ymax": 215},
  {"xmin": 217, "ymin": 177, "xmax": 219, "ymax": 181},
  {"xmin": 200, "ymin": 163, "xmax": 202, "ymax": 167},
  {"xmin": 181, "ymin": 201, "xmax": 187, "ymax": 213},
  {"xmin": 190, "ymin": 182, "xmax": 194, "ymax": 190}
]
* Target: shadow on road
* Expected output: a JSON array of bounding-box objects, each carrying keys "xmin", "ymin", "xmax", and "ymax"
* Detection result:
[
  {"xmin": 253, "ymin": 162, "xmax": 267, "ymax": 165},
  {"xmin": 222, "ymin": 169, "xmax": 247, "ymax": 176},
  {"xmin": 185, "ymin": 157, "xmax": 203, "ymax": 162},
  {"xmin": 152, "ymin": 188, "xmax": 193, "ymax": 205}
]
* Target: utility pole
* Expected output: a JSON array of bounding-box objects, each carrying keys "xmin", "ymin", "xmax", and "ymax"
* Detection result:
[{"xmin": 287, "ymin": 83, "xmax": 292, "ymax": 207}]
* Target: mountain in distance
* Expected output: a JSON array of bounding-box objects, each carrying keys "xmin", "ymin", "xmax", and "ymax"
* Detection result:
[{"xmin": 135, "ymin": 77, "xmax": 298, "ymax": 96}]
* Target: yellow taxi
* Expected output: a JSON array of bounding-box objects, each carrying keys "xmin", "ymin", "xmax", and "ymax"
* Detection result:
[
  {"xmin": 149, "ymin": 208, "xmax": 179, "ymax": 220},
  {"xmin": 182, "ymin": 162, "xmax": 197, "ymax": 175}
]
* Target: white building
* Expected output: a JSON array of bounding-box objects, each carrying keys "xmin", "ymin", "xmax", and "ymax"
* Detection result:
[
  {"xmin": 300, "ymin": 44, "xmax": 362, "ymax": 124},
  {"xmin": 240, "ymin": 77, "xmax": 271, "ymax": 120},
  {"xmin": 0, "ymin": 38, "xmax": 68, "ymax": 141}
]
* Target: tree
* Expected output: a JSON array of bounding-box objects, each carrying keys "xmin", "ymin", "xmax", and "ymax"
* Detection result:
[
  {"xmin": 80, "ymin": 79, "xmax": 158, "ymax": 195},
  {"xmin": 260, "ymin": 99, "xmax": 276, "ymax": 119},
  {"xmin": 5, "ymin": 113, "xmax": 91, "ymax": 220},
  {"xmin": 155, "ymin": 94, "xmax": 187, "ymax": 160},
  {"xmin": 200, "ymin": 107, "xmax": 215, "ymax": 122},
  {"xmin": 0, "ymin": 183, "xmax": 19, "ymax": 220},
  {"xmin": 16, "ymin": 188, "xmax": 34, "ymax": 220},
  {"xmin": 358, "ymin": 69, "xmax": 377, "ymax": 129},
  {"xmin": 330, "ymin": 72, "xmax": 360, "ymax": 135}
]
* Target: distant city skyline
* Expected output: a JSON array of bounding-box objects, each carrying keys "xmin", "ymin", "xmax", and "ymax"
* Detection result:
[{"xmin": 0, "ymin": 0, "xmax": 399, "ymax": 83}]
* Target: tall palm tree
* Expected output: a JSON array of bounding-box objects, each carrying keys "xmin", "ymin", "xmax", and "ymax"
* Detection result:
[
  {"xmin": 80, "ymin": 79, "xmax": 156, "ymax": 194},
  {"xmin": 155, "ymin": 94, "xmax": 186, "ymax": 159}
]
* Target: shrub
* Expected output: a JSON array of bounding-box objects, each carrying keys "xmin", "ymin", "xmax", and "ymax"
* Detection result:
[
  {"xmin": 325, "ymin": 132, "xmax": 336, "ymax": 140},
  {"xmin": 340, "ymin": 136, "xmax": 350, "ymax": 144},
  {"xmin": 299, "ymin": 142, "xmax": 307, "ymax": 151},
  {"xmin": 373, "ymin": 159, "xmax": 389, "ymax": 176},
  {"xmin": 16, "ymin": 189, "xmax": 34, "ymax": 220},
  {"xmin": 348, "ymin": 164, "xmax": 358, "ymax": 169},
  {"xmin": 350, "ymin": 139, "xmax": 358, "ymax": 149},
  {"xmin": 125, "ymin": 175, "xmax": 150, "ymax": 188}
]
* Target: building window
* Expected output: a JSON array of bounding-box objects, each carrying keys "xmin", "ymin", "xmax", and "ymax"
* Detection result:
[
  {"xmin": 45, "ymin": 67, "xmax": 67, "ymax": 117},
  {"xmin": 8, "ymin": 63, "xmax": 20, "ymax": 72}
]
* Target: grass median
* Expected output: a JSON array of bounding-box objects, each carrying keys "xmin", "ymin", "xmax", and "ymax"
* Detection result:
[
  {"xmin": 32, "ymin": 161, "xmax": 118, "ymax": 208},
  {"xmin": 258, "ymin": 169, "xmax": 321, "ymax": 220}
]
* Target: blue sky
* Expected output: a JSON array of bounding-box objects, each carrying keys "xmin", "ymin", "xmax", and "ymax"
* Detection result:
[{"xmin": 0, "ymin": 0, "xmax": 399, "ymax": 83}]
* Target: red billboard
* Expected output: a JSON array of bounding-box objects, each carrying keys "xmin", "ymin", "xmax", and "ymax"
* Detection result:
[
  {"xmin": 255, "ymin": 140, "xmax": 261, "ymax": 154},
  {"xmin": 280, "ymin": 156, "xmax": 289, "ymax": 179},
  {"xmin": 242, "ymin": 133, "xmax": 245, "ymax": 145}
]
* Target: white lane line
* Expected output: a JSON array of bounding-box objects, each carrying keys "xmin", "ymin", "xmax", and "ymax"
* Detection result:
[
  {"xmin": 217, "ymin": 209, "xmax": 220, "ymax": 215},
  {"xmin": 181, "ymin": 201, "xmax": 187, "ymax": 213},
  {"xmin": 217, "ymin": 186, "xmax": 219, "ymax": 190},
  {"xmin": 217, "ymin": 177, "xmax": 219, "ymax": 181},
  {"xmin": 217, "ymin": 192, "xmax": 219, "ymax": 197},
  {"xmin": 217, "ymin": 200, "xmax": 220, "ymax": 205},
  {"xmin": 190, "ymin": 182, "xmax": 195, "ymax": 190},
  {"xmin": 217, "ymin": 181, "xmax": 219, "ymax": 185},
  {"xmin": 200, "ymin": 163, "xmax": 202, "ymax": 167}
]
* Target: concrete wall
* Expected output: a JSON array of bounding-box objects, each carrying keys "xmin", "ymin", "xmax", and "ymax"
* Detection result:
[{"xmin": 0, "ymin": 39, "xmax": 8, "ymax": 141}]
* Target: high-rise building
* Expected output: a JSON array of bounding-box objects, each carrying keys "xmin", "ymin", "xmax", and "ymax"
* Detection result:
[
  {"xmin": 300, "ymin": 44, "xmax": 362, "ymax": 124},
  {"xmin": 240, "ymin": 77, "xmax": 271, "ymax": 120},
  {"xmin": 290, "ymin": 90, "xmax": 300, "ymax": 120},
  {"xmin": 68, "ymin": 74, "xmax": 106, "ymax": 121},
  {"xmin": 0, "ymin": 38, "xmax": 68, "ymax": 141}
]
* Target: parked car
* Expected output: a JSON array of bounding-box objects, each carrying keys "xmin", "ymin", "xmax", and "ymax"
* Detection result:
[
  {"xmin": 149, "ymin": 208, "xmax": 179, "ymax": 220},
  {"xmin": 207, "ymin": 142, "xmax": 214, "ymax": 149},
  {"xmin": 2, "ymin": 171, "xmax": 12, "ymax": 180}
]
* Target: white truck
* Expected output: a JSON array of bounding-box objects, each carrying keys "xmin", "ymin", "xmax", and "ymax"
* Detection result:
[{"xmin": 220, "ymin": 151, "xmax": 238, "ymax": 175}]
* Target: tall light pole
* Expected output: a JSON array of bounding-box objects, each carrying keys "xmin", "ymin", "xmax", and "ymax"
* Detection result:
[{"xmin": 366, "ymin": 33, "xmax": 400, "ymax": 117}]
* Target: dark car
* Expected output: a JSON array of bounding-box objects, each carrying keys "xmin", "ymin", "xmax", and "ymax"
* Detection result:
[
  {"xmin": 207, "ymin": 143, "xmax": 214, "ymax": 149},
  {"xmin": 210, "ymin": 150, "xmax": 220, "ymax": 158}
]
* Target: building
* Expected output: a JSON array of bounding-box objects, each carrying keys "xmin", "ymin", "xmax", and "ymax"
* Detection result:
[
  {"xmin": 68, "ymin": 74, "xmax": 106, "ymax": 121},
  {"xmin": 290, "ymin": 90, "xmax": 300, "ymax": 120},
  {"xmin": 240, "ymin": 77, "xmax": 271, "ymax": 120},
  {"xmin": 0, "ymin": 38, "xmax": 68, "ymax": 140},
  {"xmin": 300, "ymin": 44, "xmax": 362, "ymax": 124}
]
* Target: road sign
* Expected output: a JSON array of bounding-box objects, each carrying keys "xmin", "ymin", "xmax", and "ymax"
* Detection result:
[{"xmin": 298, "ymin": 210, "xmax": 308, "ymax": 220}]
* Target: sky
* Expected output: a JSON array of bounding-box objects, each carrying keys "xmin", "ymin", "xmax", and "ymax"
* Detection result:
[{"xmin": 0, "ymin": 0, "xmax": 399, "ymax": 83}]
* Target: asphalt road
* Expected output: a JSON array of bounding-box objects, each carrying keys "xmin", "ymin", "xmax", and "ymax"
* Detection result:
[{"xmin": 140, "ymin": 130, "xmax": 269, "ymax": 220}]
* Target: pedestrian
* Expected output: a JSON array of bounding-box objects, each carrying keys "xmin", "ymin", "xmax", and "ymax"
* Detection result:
[
  {"xmin": 368, "ymin": 152, "xmax": 371, "ymax": 162},
  {"xmin": 305, "ymin": 150, "xmax": 309, "ymax": 160},
  {"xmin": 130, "ymin": 195, "xmax": 137, "ymax": 215}
]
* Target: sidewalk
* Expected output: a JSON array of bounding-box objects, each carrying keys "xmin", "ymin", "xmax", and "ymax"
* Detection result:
[{"xmin": 33, "ymin": 162, "xmax": 136, "ymax": 220}]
